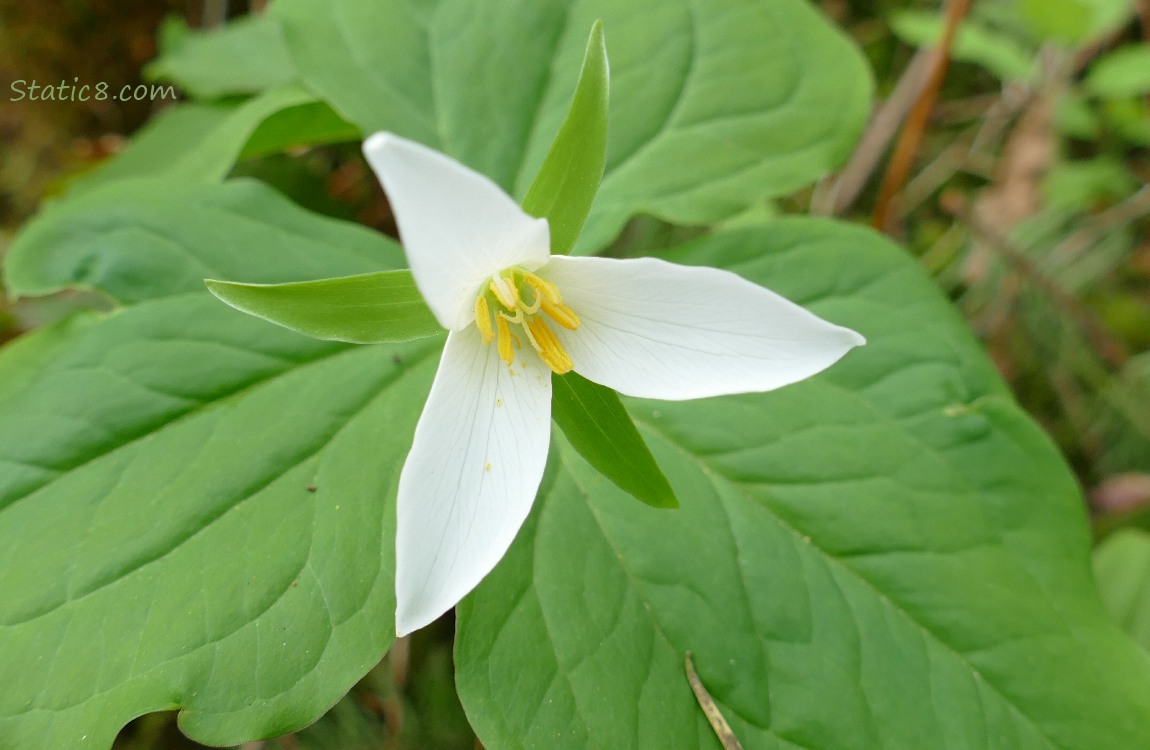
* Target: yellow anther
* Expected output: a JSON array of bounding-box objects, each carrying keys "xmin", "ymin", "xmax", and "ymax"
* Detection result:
[
  {"xmin": 541, "ymin": 298, "xmax": 580, "ymax": 331},
  {"xmin": 522, "ymin": 272, "xmax": 562, "ymax": 304},
  {"xmin": 489, "ymin": 275, "xmax": 519, "ymax": 309},
  {"xmin": 474, "ymin": 295, "xmax": 494, "ymax": 344},
  {"xmin": 496, "ymin": 315, "xmax": 515, "ymax": 366},
  {"xmin": 526, "ymin": 317, "xmax": 573, "ymax": 374}
]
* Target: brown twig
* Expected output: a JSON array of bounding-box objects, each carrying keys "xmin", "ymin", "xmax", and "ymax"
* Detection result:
[
  {"xmin": 685, "ymin": 652, "xmax": 744, "ymax": 750},
  {"xmin": 811, "ymin": 49, "xmax": 933, "ymax": 216},
  {"xmin": 872, "ymin": 0, "xmax": 973, "ymax": 232}
]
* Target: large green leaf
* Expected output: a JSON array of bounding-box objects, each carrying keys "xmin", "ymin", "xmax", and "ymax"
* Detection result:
[
  {"xmin": 2, "ymin": 219, "xmax": 1148, "ymax": 749},
  {"xmin": 145, "ymin": 14, "xmax": 297, "ymax": 99},
  {"xmin": 0, "ymin": 182, "xmax": 423, "ymax": 748},
  {"xmin": 0, "ymin": 297, "xmax": 434, "ymax": 749},
  {"xmin": 5, "ymin": 178, "xmax": 401, "ymax": 304},
  {"xmin": 271, "ymin": 0, "xmax": 872, "ymax": 252},
  {"xmin": 454, "ymin": 221, "xmax": 1150, "ymax": 750},
  {"xmin": 65, "ymin": 86, "xmax": 317, "ymax": 194},
  {"xmin": 239, "ymin": 100, "xmax": 360, "ymax": 159}
]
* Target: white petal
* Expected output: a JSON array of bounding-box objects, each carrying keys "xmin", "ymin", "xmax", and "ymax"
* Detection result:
[
  {"xmin": 395, "ymin": 330, "xmax": 552, "ymax": 635},
  {"xmin": 541, "ymin": 256, "xmax": 865, "ymax": 401},
  {"xmin": 363, "ymin": 133, "xmax": 550, "ymax": 330}
]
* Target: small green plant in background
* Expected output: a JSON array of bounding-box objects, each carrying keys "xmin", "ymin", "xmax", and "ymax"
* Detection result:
[{"xmin": 1, "ymin": 1, "xmax": 1149, "ymax": 749}]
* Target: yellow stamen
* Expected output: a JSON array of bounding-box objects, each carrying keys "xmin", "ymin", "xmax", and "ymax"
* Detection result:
[
  {"xmin": 489, "ymin": 275, "xmax": 519, "ymax": 309},
  {"xmin": 526, "ymin": 317, "xmax": 573, "ymax": 374},
  {"xmin": 496, "ymin": 315, "xmax": 515, "ymax": 366},
  {"xmin": 522, "ymin": 272, "xmax": 562, "ymax": 304},
  {"xmin": 474, "ymin": 295, "xmax": 494, "ymax": 344},
  {"xmin": 541, "ymin": 298, "xmax": 580, "ymax": 330}
]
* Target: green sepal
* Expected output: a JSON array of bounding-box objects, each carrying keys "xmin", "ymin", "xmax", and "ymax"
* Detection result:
[
  {"xmin": 521, "ymin": 20, "xmax": 609, "ymax": 255},
  {"xmin": 205, "ymin": 271, "xmax": 443, "ymax": 344},
  {"xmin": 529, "ymin": 22, "xmax": 671, "ymax": 509},
  {"xmin": 551, "ymin": 371, "xmax": 678, "ymax": 509}
]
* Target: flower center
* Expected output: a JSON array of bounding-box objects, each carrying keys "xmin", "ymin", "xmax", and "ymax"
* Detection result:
[{"xmin": 473, "ymin": 267, "xmax": 580, "ymax": 374}]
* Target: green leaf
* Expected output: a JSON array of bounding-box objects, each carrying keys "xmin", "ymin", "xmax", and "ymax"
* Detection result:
[
  {"xmin": 1102, "ymin": 98, "xmax": 1150, "ymax": 146},
  {"xmin": 0, "ymin": 297, "xmax": 431, "ymax": 749},
  {"xmin": 1043, "ymin": 158, "xmax": 1139, "ymax": 212},
  {"xmin": 521, "ymin": 21, "xmax": 609, "ymax": 256},
  {"xmin": 205, "ymin": 272, "xmax": 443, "ymax": 344},
  {"xmin": 1085, "ymin": 44, "xmax": 1150, "ymax": 99},
  {"xmin": 68, "ymin": 102, "xmax": 235, "ymax": 188},
  {"xmin": 146, "ymin": 14, "xmax": 297, "ymax": 99},
  {"xmin": 1018, "ymin": 0, "xmax": 1133, "ymax": 44},
  {"xmin": 66, "ymin": 85, "xmax": 319, "ymax": 193},
  {"xmin": 1095, "ymin": 529, "xmax": 1150, "ymax": 654},
  {"xmin": 271, "ymin": 0, "xmax": 871, "ymax": 252},
  {"xmin": 455, "ymin": 220, "xmax": 1150, "ymax": 750},
  {"xmin": 0, "ymin": 174, "xmax": 431, "ymax": 747},
  {"xmin": 5, "ymin": 178, "xmax": 402, "ymax": 304},
  {"xmin": 552, "ymin": 372, "xmax": 676, "ymax": 509},
  {"xmin": 239, "ymin": 100, "xmax": 361, "ymax": 159},
  {"xmin": 889, "ymin": 10, "xmax": 1036, "ymax": 81},
  {"xmin": 1054, "ymin": 91, "xmax": 1101, "ymax": 139}
]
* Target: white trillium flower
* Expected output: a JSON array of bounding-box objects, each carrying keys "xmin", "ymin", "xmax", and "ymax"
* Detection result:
[{"xmin": 363, "ymin": 132, "xmax": 865, "ymax": 636}]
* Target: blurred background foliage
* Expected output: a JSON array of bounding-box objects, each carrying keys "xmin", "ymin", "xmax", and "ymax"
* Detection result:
[{"xmin": 1, "ymin": 0, "xmax": 1148, "ymax": 747}]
